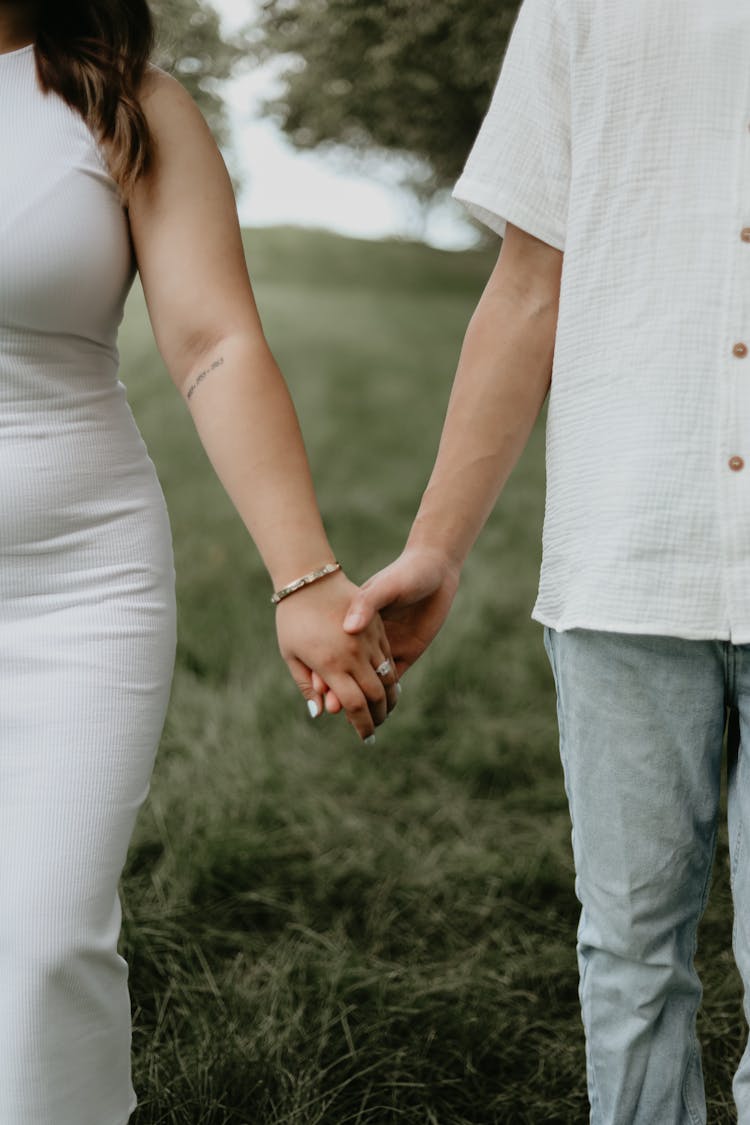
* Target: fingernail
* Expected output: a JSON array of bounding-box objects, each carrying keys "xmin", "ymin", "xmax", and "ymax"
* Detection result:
[
  {"xmin": 307, "ymin": 700, "xmax": 320, "ymax": 719},
  {"xmin": 344, "ymin": 613, "xmax": 362, "ymax": 630},
  {"xmin": 395, "ymin": 682, "xmax": 402, "ymax": 697},
  {"xmin": 364, "ymin": 735, "xmax": 376, "ymax": 746}
]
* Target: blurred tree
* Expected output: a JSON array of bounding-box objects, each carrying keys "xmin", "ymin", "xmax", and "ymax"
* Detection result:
[
  {"xmin": 254, "ymin": 0, "xmax": 521, "ymax": 190},
  {"xmin": 150, "ymin": 0, "xmax": 247, "ymax": 151}
]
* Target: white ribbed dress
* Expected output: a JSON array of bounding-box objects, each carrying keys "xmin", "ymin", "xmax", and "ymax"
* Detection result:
[{"xmin": 0, "ymin": 45, "xmax": 177, "ymax": 1125}]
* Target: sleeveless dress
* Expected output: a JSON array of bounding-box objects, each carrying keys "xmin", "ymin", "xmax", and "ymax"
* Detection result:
[{"xmin": 0, "ymin": 45, "xmax": 177, "ymax": 1124}]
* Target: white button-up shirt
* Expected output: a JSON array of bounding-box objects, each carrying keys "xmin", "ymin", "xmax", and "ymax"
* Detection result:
[{"xmin": 454, "ymin": 0, "xmax": 750, "ymax": 640}]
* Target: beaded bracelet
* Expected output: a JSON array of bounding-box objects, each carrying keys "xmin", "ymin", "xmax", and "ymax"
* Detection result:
[{"xmin": 271, "ymin": 562, "xmax": 341, "ymax": 605}]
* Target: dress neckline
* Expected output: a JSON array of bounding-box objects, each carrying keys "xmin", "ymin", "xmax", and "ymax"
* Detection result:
[{"xmin": 0, "ymin": 43, "xmax": 34, "ymax": 60}]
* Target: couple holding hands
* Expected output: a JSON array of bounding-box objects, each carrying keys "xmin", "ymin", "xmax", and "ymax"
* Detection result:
[{"xmin": 9, "ymin": 0, "xmax": 750, "ymax": 1121}]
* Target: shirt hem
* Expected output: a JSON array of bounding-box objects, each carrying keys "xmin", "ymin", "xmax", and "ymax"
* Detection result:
[{"xmin": 530, "ymin": 609, "xmax": 744, "ymax": 643}]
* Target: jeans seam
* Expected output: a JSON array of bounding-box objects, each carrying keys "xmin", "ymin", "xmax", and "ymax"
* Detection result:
[
  {"xmin": 733, "ymin": 810, "xmax": 744, "ymax": 883},
  {"xmin": 729, "ymin": 696, "xmax": 742, "ymax": 958},
  {"xmin": 725, "ymin": 640, "xmax": 738, "ymax": 710},
  {"xmin": 732, "ymin": 756, "xmax": 743, "ymax": 957},
  {"xmin": 681, "ymin": 1042, "xmax": 704, "ymax": 1125},
  {"xmin": 732, "ymin": 739, "xmax": 745, "ymax": 880},
  {"xmin": 578, "ymin": 952, "xmax": 603, "ymax": 1118},
  {"xmin": 545, "ymin": 629, "xmax": 603, "ymax": 1116},
  {"xmin": 680, "ymin": 821, "xmax": 718, "ymax": 1125}
]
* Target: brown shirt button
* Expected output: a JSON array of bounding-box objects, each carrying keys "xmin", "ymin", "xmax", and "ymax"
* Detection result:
[
  {"xmin": 729, "ymin": 456, "xmax": 745, "ymax": 472},
  {"xmin": 734, "ymin": 342, "xmax": 748, "ymax": 358},
  {"xmin": 742, "ymin": 228, "xmax": 750, "ymax": 242}
]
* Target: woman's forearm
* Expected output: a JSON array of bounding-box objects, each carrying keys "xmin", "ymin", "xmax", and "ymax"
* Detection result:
[
  {"xmin": 178, "ymin": 330, "xmax": 335, "ymax": 591},
  {"xmin": 407, "ymin": 281, "xmax": 559, "ymax": 570}
]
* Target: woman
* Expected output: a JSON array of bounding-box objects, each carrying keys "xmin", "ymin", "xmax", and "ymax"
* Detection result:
[{"xmin": 0, "ymin": 1, "xmax": 399, "ymax": 1121}]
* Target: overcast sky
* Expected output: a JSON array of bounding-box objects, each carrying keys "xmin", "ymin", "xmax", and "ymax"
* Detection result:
[{"xmin": 209, "ymin": 0, "xmax": 479, "ymax": 249}]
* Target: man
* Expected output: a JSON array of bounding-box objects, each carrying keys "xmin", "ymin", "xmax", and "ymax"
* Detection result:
[{"xmin": 340, "ymin": 0, "xmax": 750, "ymax": 1120}]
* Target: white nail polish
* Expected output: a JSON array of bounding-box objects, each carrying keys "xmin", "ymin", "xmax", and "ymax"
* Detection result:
[
  {"xmin": 307, "ymin": 700, "xmax": 320, "ymax": 719},
  {"xmin": 364, "ymin": 735, "xmax": 376, "ymax": 746}
]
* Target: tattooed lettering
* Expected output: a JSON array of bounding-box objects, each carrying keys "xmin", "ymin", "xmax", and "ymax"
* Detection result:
[{"xmin": 185, "ymin": 356, "xmax": 225, "ymax": 401}]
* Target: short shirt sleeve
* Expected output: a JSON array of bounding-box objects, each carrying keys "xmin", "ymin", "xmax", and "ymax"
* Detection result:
[{"xmin": 453, "ymin": 0, "xmax": 571, "ymax": 249}]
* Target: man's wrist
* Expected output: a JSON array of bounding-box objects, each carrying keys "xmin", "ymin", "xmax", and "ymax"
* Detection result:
[{"xmin": 404, "ymin": 523, "xmax": 466, "ymax": 578}]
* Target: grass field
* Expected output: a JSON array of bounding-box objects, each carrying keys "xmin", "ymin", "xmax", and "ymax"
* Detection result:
[{"xmin": 118, "ymin": 227, "xmax": 744, "ymax": 1124}]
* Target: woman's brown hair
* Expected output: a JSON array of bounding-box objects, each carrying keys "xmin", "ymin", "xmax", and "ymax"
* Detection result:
[{"xmin": 35, "ymin": 0, "xmax": 155, "ymax": 202}]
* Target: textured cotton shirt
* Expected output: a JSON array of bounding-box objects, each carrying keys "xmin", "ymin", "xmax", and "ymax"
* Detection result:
[{"xmin": 453, "ymin": 0, "xmax": 750, "ymax": 640}]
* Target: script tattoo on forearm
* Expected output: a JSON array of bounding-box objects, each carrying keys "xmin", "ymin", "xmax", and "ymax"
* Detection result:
[{"xmin": 185, "ymin": 356, "xmax": 225, "ymax": 401}]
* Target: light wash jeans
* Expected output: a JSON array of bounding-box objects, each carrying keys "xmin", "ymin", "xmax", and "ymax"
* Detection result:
[{"xmin": 544, "ymin": 627, "xmax": 750, "ymax": 1125}]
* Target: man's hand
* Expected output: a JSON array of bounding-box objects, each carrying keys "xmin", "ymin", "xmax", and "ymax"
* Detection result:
[{"xmin": 342, "ymin": 547, "xmax": 461, "ymax": 677}]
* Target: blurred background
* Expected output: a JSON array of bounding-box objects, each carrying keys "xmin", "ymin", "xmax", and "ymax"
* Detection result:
[
  {"xmin": 119, "ymin": 3, "xmax": 745, "ymax": 1122},
  {"xmin": 148, "ymin": 0, "xmax": 522, "ymax": 247}
]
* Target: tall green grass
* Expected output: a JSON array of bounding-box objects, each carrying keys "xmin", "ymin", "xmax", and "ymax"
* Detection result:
[{"xmin": 119, "ymin": 227, "xmax": 743, "ymax": 1123}]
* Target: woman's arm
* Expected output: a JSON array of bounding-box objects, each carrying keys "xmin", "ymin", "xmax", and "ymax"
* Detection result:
[
  {"xmin": 126, "ymin": 68, "xmax": 398, "ymax": 739},
  {"xmin": 341, "ymin": 223, "xmax": 563, "ymax": 676}
]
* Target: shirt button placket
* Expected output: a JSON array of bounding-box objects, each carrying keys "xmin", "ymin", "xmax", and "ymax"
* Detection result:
[
  {"xmin": 730, "ymin": 338, "xmax": 748, "ymax": 471},
  {"xmin": 720, "ymin": 123, "xmax": 750, "ymax": 630},
  {"xmin": 731, "ymin": 154, "xmax": 750, "ymax": 478}
]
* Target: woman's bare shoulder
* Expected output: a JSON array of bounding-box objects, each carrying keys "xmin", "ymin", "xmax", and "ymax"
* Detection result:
[{"xmin": 137, "ymin": 63, "xmax": 210, "ymax": 137}]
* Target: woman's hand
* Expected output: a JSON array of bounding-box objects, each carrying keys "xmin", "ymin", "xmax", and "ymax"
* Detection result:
[
  {"xmin": 275, "ymin": 570, "xmax": 400, "ymax": 742},
  {"xmin": 342, "ymin": 547, "xmax": 461, "ymax": 678}
]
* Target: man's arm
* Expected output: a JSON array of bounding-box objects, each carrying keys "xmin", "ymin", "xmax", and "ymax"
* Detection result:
[{"xmin": 341, "ymin": 222, "xmax": 563, "ymax": 677}]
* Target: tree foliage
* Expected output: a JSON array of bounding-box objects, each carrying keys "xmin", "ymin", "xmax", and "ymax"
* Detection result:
[
  {"xmin": 255, "ymin": 0, "xmax": 522, "ymax": 189},
  {"xmin": 150, "ymin": 0, "xmax": 247, "ymax": 150}
]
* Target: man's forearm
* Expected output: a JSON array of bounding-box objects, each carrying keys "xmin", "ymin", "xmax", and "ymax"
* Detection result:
[{"xmin": 407, "ymin": 279, "xmax": 559, "ymax": 570}]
